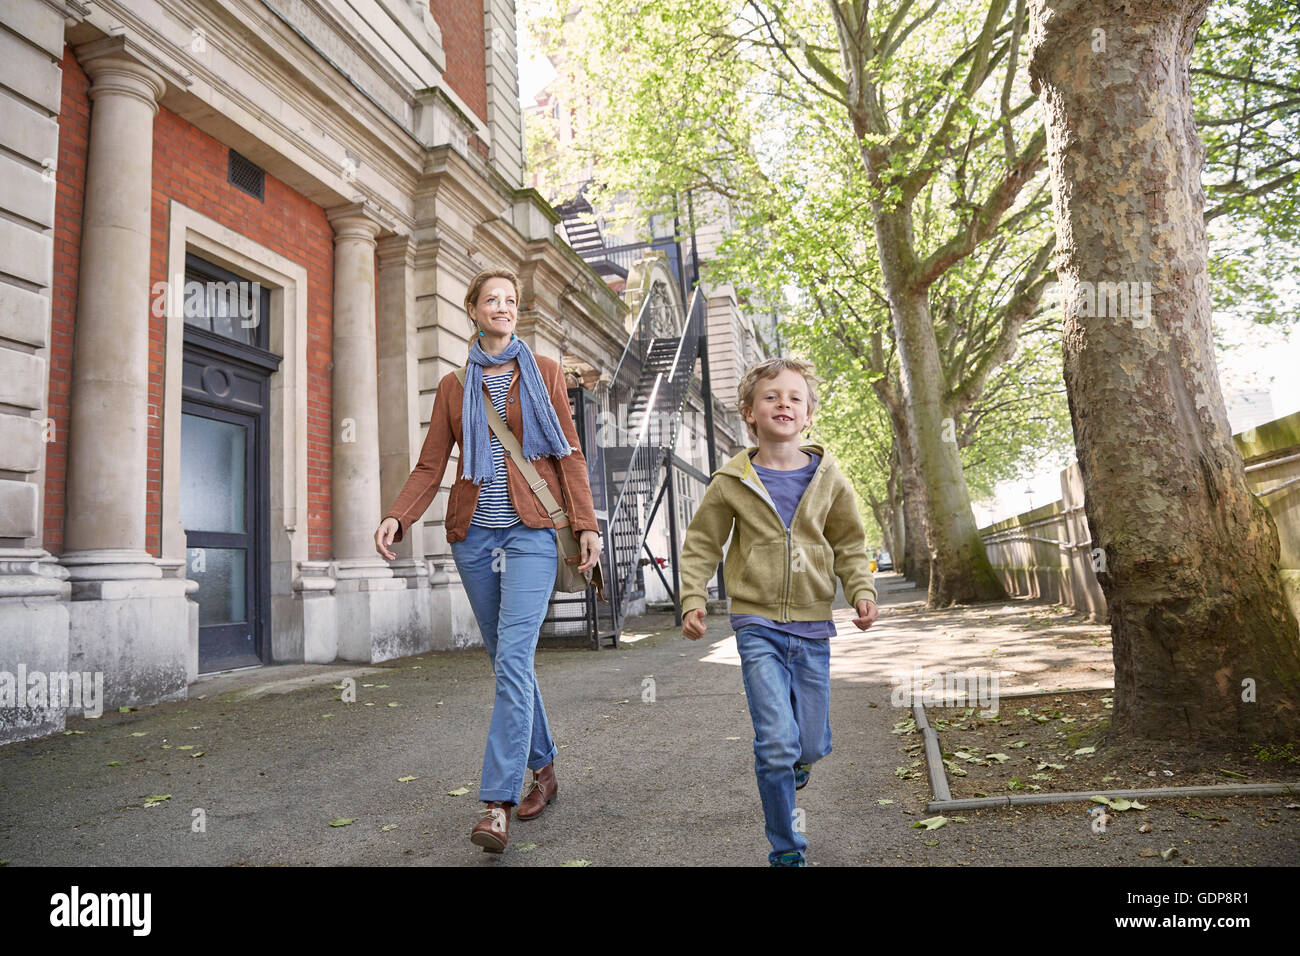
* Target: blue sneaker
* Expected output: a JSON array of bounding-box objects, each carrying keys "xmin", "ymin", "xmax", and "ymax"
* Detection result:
[
  {"xmin": 794, "ymin": 762, "xmax": 812, "ymax": 790},
  {"xmin": 770, "ymin": 850, "xmax": 806, "ymax": 867}
]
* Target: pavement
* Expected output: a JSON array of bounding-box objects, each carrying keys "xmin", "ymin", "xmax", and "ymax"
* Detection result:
[{"xmin": 1, "ymin": 572, "xmax": 1296, "ymax": 867}]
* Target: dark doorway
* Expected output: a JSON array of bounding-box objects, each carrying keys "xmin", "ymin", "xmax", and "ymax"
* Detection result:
[{"xmin": 178, "ymin": 253, "xmax": 281, "ymax": 673}]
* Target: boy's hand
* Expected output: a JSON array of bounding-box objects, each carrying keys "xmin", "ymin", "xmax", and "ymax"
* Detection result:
[
  {"xmin": 852, "ymin": 599, "xmax": 879, "ymax": 631},
  {"xmin": 682, "ymin": 608, "xmax": 707, "ymax": 640}
]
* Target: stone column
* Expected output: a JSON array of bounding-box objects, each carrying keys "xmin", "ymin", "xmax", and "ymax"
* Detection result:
[
  {"xmin": 62, "ymin": 51, "xmax": 164, "ymax": 566},
  {"xmin": 324, "ymin": 204, "xmax": 407, "ymax": 662},
  {"xmin": 375, "ymin": 235, "xmax": 429, "ymax": 576},
  {"xmin": 58, "ymin": 40, "xmax": 191, "ymax": 711},
  {"xmin": 375, "ymin": 234, "xmax": 433, "ymax": 657}
]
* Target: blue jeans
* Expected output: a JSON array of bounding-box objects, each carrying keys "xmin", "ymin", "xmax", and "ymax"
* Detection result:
[
  {"xmin": 734, "ymin": 623, "xmax": 832, "ymax": 863},
  {"xmin": 451, "ymin": 522, "xmax": 559, "ymax": 803}
]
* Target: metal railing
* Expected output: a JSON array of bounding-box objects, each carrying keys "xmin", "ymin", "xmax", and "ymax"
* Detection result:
[{"xmin": 603, "ymin": 287, "xmax": 706, "ymax": 629}]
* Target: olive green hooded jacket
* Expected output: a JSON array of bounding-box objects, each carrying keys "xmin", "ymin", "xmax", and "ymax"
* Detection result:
[{"xmin": 679, "ymin": 443, "xmax": 877, "ymax": 622}]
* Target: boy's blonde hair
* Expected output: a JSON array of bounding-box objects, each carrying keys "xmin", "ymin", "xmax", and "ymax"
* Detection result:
[{"xmin": 737, "ymin": 357, "xmax": 820, "ymax": 441}]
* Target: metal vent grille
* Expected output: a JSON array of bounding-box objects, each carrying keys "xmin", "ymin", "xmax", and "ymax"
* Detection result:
[{"xmin": 227, "ymin": 149, "xmax": 265, "ymax": 201}]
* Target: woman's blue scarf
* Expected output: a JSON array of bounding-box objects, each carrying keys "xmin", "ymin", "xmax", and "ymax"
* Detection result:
[{"xmin": 461, "ymin": 336, "xmax": 573, "ymax": 485}]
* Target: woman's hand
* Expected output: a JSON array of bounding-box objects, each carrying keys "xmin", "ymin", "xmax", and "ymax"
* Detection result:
[
  {"xmin": 577, "ymin": 529, "xmax": 603, "ymax": 573},
  {"xmin": 375, "ymin": 517, "xmax": 400, "ymax": 561}
]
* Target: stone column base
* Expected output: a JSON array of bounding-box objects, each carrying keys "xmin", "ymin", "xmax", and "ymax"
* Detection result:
[
  {"xmin": 0, "ymin": 550, "xmax": 72, "ymax": 745},
  {"xmin": 61, "ymin": 550, "xmax": 191, "ymax": 715},
  {"xmin": 427, "ymin": 559, "xmax": 481, "ymax": 650}
]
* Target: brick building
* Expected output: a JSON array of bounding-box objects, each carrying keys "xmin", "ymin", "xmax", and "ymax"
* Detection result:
[{"xmin": 1, "ymin": 0, "xmax": 635, "ymax": 744}]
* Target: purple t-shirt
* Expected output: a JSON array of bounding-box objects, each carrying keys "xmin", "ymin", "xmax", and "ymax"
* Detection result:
[{"xmin": 730, "ymin": 452, "xmax": 836, "ymax": 640}]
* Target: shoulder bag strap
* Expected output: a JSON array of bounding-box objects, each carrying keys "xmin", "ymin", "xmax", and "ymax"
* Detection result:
[{"xmin": 456, "ymin": 366, "xmax": 571, "ymax": 530}]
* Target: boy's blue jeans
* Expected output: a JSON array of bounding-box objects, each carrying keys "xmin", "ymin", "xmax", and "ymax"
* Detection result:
[
  {"xmin": 451, "ymin": 522, "xmax": 559, "ymax": 803},
  {"xmin": 734, "ymin": 623, "xmax": 833, "ymax": 864}
]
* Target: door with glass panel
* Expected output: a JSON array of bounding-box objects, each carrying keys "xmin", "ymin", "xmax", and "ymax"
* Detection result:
[
  {"xmin": 178, "ymin": 251, "xmax": 278, "ymax": 673},
  {"xmin": 181, "ymin": 403, "xmax": 261, "ymax": 671}
]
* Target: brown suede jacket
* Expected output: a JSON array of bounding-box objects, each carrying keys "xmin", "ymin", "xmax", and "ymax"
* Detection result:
[{"xmin": 383, "ymin": 354, "xmax": 598, "ymax": 546}]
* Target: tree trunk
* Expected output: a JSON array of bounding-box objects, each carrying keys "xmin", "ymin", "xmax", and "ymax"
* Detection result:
[
  {"xmin": 1028, "ymin": 0, "xmax": 1300, "ymax": 743},
  {"xmin": 876, "ymin": 227, "xmax": 1006, "ymax": 606},
  {"xmin": 874, "ymin": 377, "xmax": 933, "ymax": 590}
]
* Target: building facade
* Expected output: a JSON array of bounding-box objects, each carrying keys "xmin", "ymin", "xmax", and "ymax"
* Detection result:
[{"xmin": 1, "ymin": 0, "xmax": 633, "ymax": 745}]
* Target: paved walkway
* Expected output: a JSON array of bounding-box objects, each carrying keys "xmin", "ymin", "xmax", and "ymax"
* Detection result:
[{"xmin": 1, "ymin": 574, "xmax": 1296, "ymax": 866}]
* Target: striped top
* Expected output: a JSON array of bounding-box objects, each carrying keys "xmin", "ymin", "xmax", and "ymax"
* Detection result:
[{"xmin": 470, "ymin": 370, "xmax": 522, "ymax": 529}]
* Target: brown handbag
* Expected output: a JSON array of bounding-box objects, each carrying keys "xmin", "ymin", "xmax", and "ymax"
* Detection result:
[{"xmin": 456, "ymin": 367, "xmax": 604, "ymax": 598}]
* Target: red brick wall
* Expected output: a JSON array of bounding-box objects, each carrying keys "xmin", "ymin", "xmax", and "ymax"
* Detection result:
[
  {"xmin": 429, "ymin": 0, "xmax": 491, "ymax": 160},
  {"xmin": 48, "ymin": 45, "xmax": 337, "ymax": 562},
  {"xmin": 44, "ymin": 46, "xmax": 89, "ymax": 557}
]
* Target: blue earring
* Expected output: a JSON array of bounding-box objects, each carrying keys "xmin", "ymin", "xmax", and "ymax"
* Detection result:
[
  {"xmin": 511, "ymin": 333, "xmax": 516, "ymax": 340},
  {"xmin": 479, "ymin": 330, "xmax": 485, "ymax": 337}
]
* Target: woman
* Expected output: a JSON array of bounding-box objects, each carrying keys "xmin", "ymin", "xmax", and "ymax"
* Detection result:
[{"xmin": 374, "ymin": 268, "xmax": 602, "ymax": 854}]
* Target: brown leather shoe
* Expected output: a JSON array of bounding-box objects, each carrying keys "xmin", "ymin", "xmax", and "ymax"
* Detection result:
[
  {"xmin": 515, "ymin": 763, "xmax": 557, "ymax": 821},
  {"xmin": 469, "ymin": 801, "xmax": 511, "ymax": 852}
]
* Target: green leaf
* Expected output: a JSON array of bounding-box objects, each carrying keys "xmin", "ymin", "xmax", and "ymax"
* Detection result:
[
  {"xmin": 106, "ymin": 761, "xmax": 121, "ymax": 767},
  {"xmin": 912, "ymin": 816, "xmax": 949, "ymax": 831},
  {"xmin": 515, "ymin": 842, "xmax": 539, "ymax": 853},
  {"xmin": 877, "ymin": 799, "xmax": 893, "ymax": 805},
  {"xmin": 129, "ymin": 732, "xmax": 148, "ymax": 737},
  {"xmin": 397, "ymin": 775, "xmax": 417, "ymax": 783},
  {"xmin": 1219, "ymin": 768, "xmax": 1248, "ymax": 779},
  {"xmin": 328, "ymin": 818, "xmax": 357, "ymax": 827},
  {"xmin": 985, "ymin": 753, "xmax": 1009, "ymax": 763},
  {"xmin": 387, "ymin": 702, "xmax": 401, "ymax": 708},
  {"xmin": 446, "ymin": 787, "xmax": 470, "ymax": 796},
  {"xmin": 1009, "ymin": 741, "xmax": 1027, "ymax": 748},
  {"xmin": 1073, "ymin": 746, "xmax": 1096, "ymax": 755},
  {"xmin": 561, "ymin": 859, "xmax": 592, "ymax": 867}
]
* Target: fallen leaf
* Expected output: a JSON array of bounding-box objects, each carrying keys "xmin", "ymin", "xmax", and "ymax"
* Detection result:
[
  {"xmin": 1138, "ymin": 823, "xmax": 1152, "ymax": 833},
  {"xmin": 1073, "ymin": 746, "xmax": 1096, "ymax": 755},
  {"xmin": 380, "ymin": 824, "xmax": 398, "ymax": 832},
  {"xmin": 515, "ymin": 842, "xmax": 539, "ymax": 853},
  {"xmin": 1219, "ymin": 768, "xmax": 1248, "ymax": 779},
  {"xmin": 1009, "ymin": 741, "xmax": 1027, "ymax": 749},
  {"xmin": 985, "ymin": 753, "xmax": 1009, "ymax": 763},
  {"xmin": 877, "ymin": 799, "xmax": 894, "ymax": 805},
  {"xmin": 129, "ymin": 732, "xmax": 148, "ymax": 738},
  {"xmin": 561, "ymin": 859, "xmax": 592, "ymax": 867},
  {"xmin": 446, "ymin": 787, "xmax": 470, "ymax": 796},
  {"xmin": 106, "ymin": 761, "xmax": 121, "ymax": 767},
  {"xmin": 912, "ymin": 816, "xmax": 949, "ymax": 831},
  {"xmin": 1139, "ymin": 848, "xmax": 1160, "ymax": 858},
  {"xmin": 1161, "ymin": 847, "xmax": 1179, "ymax": 861},
  {"xmin": 328, "ymin": 818, "xmax": 357, "ymax": 827},
  {"xmin": 397, "ymin": 776, "xmax": 417, "ymax": 783}
]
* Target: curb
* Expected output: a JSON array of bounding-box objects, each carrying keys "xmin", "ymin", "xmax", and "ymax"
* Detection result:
[
  {"xmin": 927, "ymin": 781, "xmax": 1300, "ymax": 813},
  {"xmin": 914, "ymin": 688, "xmax": 1300, "ymax": 814}
]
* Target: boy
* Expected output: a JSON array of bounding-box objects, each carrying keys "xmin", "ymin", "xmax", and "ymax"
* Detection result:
[{"xmin": 678, "ymin": 357, "xmax": 879, "ymax": 867}]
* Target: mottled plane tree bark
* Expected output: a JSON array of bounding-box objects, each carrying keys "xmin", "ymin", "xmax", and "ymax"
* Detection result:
[{"xmin": 1027, "ymin": 0, "xmax": 1300, "ymax": 742}]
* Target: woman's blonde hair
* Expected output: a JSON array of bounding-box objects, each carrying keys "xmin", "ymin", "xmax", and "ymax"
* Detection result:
[
  {"xmin": 463, "ymin": 268, "xmax": 520, "ymax": 346},
  {"xmin": 737, "ymin": 357, "xmax": 820, "ymax": 440}
]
